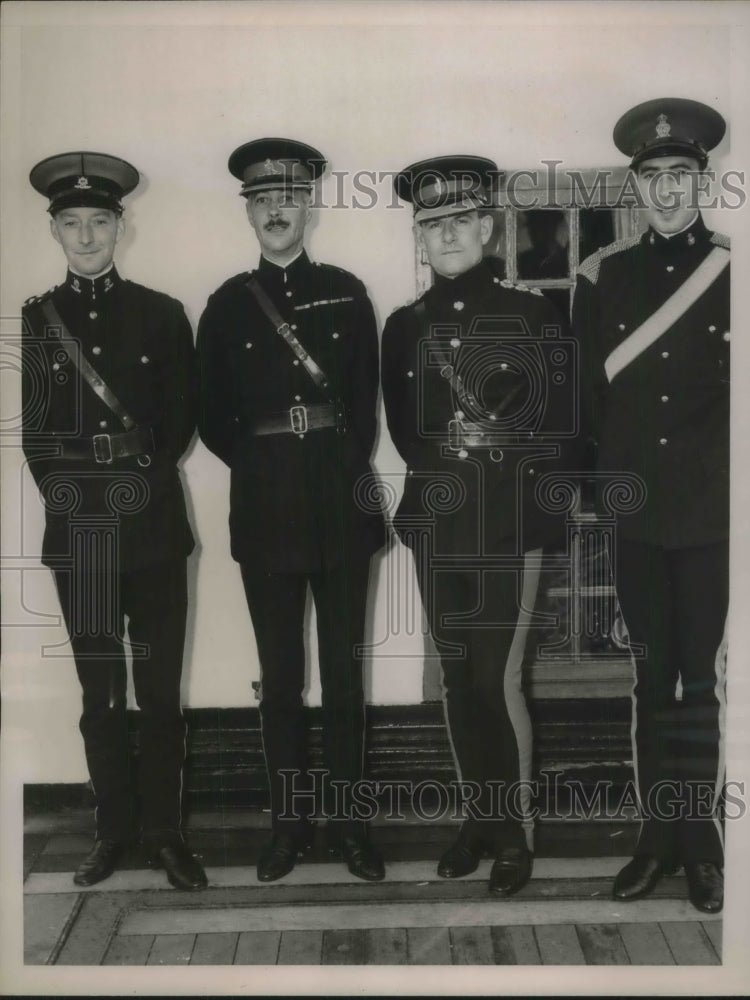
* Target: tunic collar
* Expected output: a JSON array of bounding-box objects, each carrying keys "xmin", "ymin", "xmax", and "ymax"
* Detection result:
[
  {"xmin": 644, "ymin": 214, "xmax": 710, "ymax": 255},
  {"xmin": 258, "ymin": 249, "xmax": 310, "ymax": 283},
  {"xmin": 65, "ymin": 264, "xmax": 120, "ymax": 298},
  {"xmin": 431, "ymin": 258, "xmax": 497, "ymax": 304}
]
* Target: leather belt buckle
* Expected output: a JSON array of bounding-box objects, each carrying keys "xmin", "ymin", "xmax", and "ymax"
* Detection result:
[
  {"xmin": 93, "ymin": 433, "xmax": 113, "ymax": 464},
  {"xmin": 290, "ymin": 404, "xmax": 308, "ymax": 434}
]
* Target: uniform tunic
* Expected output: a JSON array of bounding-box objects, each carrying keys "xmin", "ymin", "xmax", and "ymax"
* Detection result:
[
  {"xmin": 572, "ymin": 215, "xmax": 729, "ymax": 864},
  {"xmin": 197, "ymin": 251, "xmax": 384, "ymax": 572},
  {"xmin": 21, "ymin": 266, "xmax": 197, "ymax": 843},
  {"xmin": 197, "ymin": 251, "xmax": 384, "ymax": 831},
  {"xmin": 382, "ymin": 257, "xmax": 579, "ymax": 848}
]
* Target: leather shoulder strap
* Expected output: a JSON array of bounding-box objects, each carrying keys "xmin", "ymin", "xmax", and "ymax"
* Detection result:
[
  {"xmin": 39, "ymin": 298, "xmax": 136, "ymax": 430},
  {"xmin": 246, "ymin": 275, "xmax": 335, "ymax": 401},
  {"xmin": 604, "ymin": 245, "xmax": 730, "ymax": 382}
]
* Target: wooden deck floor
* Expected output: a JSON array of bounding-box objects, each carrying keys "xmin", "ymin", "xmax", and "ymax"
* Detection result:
[{"xmin": 23, "ymin": 811, "xmax": 722, "ymax": 967}]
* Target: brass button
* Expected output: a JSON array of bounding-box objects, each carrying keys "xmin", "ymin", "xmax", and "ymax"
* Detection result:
[{"xmin": 92, "ymin": 346, "xmax": 102, "ymax": 355}]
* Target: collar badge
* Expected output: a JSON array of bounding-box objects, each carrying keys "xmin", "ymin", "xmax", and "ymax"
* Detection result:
[{"xmin": 71, "ymin": 276, "xmax": 81, "ymax": 293}]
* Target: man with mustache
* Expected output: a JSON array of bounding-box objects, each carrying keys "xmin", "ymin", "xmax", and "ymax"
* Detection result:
[
  {"xmin": 197, "ymin": 138, "xmax": 385, "ymax": 882},
  {"xmin": 22, "ymin": 151, "xmax": 206, "ymax": 890},
  {"xmin": 572, "ymin": 99, "xmax": 729, "ymax": 913}
]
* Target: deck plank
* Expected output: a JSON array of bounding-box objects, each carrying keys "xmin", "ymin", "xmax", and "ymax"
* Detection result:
[
  {"xmin": 491, "ymin": 925, "xmax": 541, "ymax": 965},
  {"xmin": 619, "ymin": 922, "xmax": 674, "ymax": 965},
  {"xmin": 277, "ymin": 929, "xmax": 323, "ymax": 965},
  {"xmin": 146, "ymin": 933, "xmax": 195, "ymax": 965},
  {"xmin": 535, "ymin": 924, "xmax": 586, "ymax": 965},
  {"xmin": 55, "ymin": 891, "xmax": 129, "ymax": 965},
  {"xmin": 407, "ymin": 927, "xmax": 451, "ymax": 965},
  {"xmin": 322, "ymin": 928, "xmax": 368, "ymax": 965},
  {"xmin": 234, "ymin": 930, "xmax": 282, "ymax": 965},
  {"xmin": 660, "ymin": 922, "xmax": 719, "ymax": 965},
  {"xmin": 190, "ymin": 931, "xmax": 239, "ymax": 965},
  {"xmin": 102, "ymin": 934, "xmax": 154, "ymax": 965},
  {"xmin": 701, "ymin": 920, "xmax": 722, "ymax": 960},
  {"xmin": 576, "ymin": 923, "xmax": 630, "ymax": 964},
  {"xmin": 450, "ymin": 926, "xmax": 494, "ymax": 965},
  {"xmin": 23, "ymin": 893, "xmax": 80, "ymax": 965},
  {"xmin": 365, "ymin": 927, "xmax": 407, "ymax": 964}
]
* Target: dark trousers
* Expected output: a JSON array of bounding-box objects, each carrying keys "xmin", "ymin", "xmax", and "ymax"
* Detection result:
[
  {"xmin": 240, "ymin": 555, "xmax": 372, "ymax": 836},
  {"xmin": 53, "ymin": 558, "xmax": 188, "ymax": 845},
  {"xmin": 415, "ymin": 549, "xmax": 541, "ymax": 851},
  {"xmin": 615, "ymin": 540, "xmax": 728, "ymax": 865}
]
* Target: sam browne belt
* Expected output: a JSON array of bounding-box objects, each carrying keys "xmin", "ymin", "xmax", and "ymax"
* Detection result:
[
  {"xmin": 250, "ymin": 403, "xmax": 345, "ymax": 437},
  {"xmin": 51, "ymin": 425, "xmax": 156, "ymax": 464}
]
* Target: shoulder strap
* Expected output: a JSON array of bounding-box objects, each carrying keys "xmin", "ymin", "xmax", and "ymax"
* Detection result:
[
  {"xmin": 246, "ymin": 275, "xmax": 335, "ymax": 401},
  {"xmin": 604, "ymin": 245, "xmax": 730, "ymax": 383},
  {"xmin": 413, "ymin": 300, "xmax": 525, "ymax": 420},
  {"xmin": 39, "ymin": 298, "xmax": 136, "ymax": 430}
]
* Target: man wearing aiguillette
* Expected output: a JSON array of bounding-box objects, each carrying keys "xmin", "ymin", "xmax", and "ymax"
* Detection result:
[
  {"xmin": 22, "ymin": 153, "xmax": 207, "ymax": 890},
  {"xmin": 383, "ymin": 157, "xmax": 577, "ymax": 896},
  {"xmin": 197, "ymin": 139, "xmax": 385, "ymax": 882},
  {"xmin": 573, "ymin": 99, "xmax": 729, "ymax": 913}
]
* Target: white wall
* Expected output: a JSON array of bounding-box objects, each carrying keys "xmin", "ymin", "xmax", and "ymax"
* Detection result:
[{"xmin": 1, "ymin": 2, "xmax": 747, "ymax": 784}]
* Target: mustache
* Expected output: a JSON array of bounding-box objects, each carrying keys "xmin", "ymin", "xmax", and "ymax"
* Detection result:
[{"xmin": 264, "ymin": 220, "xmax": 290, "ymax": 231}]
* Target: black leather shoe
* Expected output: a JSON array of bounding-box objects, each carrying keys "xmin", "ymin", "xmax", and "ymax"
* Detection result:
[
  {"xmin": 684, "ymin": 860, "xmax": 723, "ymax": 913},
  {"xmin": 257, "ymin": 830, "xmax": 312, "ymax": 882},
  {"xmin": 437, "ymin": 828, "xmax": 485, "ymax": 879},
  {"xmin": 338, "ymin": 832, "xmax": 385, "ymax": 882},
  {"xmin": 73, "ymin": 839, "xmax": 123, "ymax": 886},
  {"xmin": 613, "ymin": 855, "xmax": 674, "ymax": 901},
  {"xmin": 488, "ymin": 847, "xmax": 533, "ymax": 897},
  {"xmin": 146, "ymin": 841, "xmax": 208, "ymax": 891}
]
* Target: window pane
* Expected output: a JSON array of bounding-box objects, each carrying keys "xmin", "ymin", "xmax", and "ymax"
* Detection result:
[
  {"xmin": 517, "ymin": 210, "xmax": 569, "ymax": 280},
  {"xmin": 579, "ymin": 208, "xmax": 616, "ymax": 263},
  {"xmin": 482, "ymin": 209, "xmax": 507, "ymax": 275}
]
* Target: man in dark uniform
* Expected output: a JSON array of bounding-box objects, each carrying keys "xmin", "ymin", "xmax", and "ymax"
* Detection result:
[
  {"xmin": 197, "ymin": 138, "xmax": 385, "ymax": 882},
  {"xmin": 22, "ymin": 152, "xmax": 207, "ymax": 890},
  {"xmin": 572, "ymin": 99, "xmax": 729, "ymax": 913},
  {"xmin": 382, "ymin": 156, "xmax": 578, "ymax": 896}
]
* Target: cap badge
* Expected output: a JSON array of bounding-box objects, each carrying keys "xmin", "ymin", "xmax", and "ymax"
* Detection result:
[
  {"xmin": 655, "ymin": 114, "xmax": 671, "ymax": 139},
  {"xmin": 74, "ymin": 176, "xmax": 92, "ymax": 190},
  {"xmin": 263, "ymin": 158, "xmax": 283, "ymax": 175}
]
